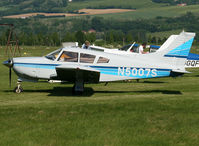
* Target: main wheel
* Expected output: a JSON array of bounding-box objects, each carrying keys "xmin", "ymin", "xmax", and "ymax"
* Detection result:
[
  {"xmin": 72, "ymin": 86, "xmax": 83, "ymax": 95},
  {"xmin": 14, "ymin": 86, "xmax": 23, "ymax": 93}
]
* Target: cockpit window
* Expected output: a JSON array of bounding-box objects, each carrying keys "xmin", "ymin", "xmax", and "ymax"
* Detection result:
[
  {"xmin": 97, "ymin": 57, "xmax": 109, "ymax": 63},
  {"xmin": 119, "ymin": 44, "xmax": 132, "ymax": 51},
  {"xmin": 45, "ymin": 49, "xmax": 61, "ymax": 60},
  {"xmin": 119, "ymin": 44, "xmax": 139, "ymax": 52},
  {"xmin": 58, "ymin": 51, "xmax": 78, "ymax": 62},
  {"xmin": 80, "ymin": 53, "xmax": 96, "ymax": 63}
]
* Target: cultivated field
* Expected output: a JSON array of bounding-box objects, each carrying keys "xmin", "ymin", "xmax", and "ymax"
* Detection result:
[
  {"xmin": 0, "ymin": 46, "xmax": 199, "ymax": 145},
  {"xmin": 3, "ymin": 9, "xmax": 135, "ymax": 19}
]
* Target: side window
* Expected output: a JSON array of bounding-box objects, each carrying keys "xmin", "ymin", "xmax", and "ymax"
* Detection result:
[
  {"xmin": 80, "ymin": 53, "xmax": 96, "ymax": 63},
  {"xmin": 97, "ymin": 57, "xmax": 109, "ymax": 63},
  {"xmin": 58, "ymin": 51, "xmax": 78, "ymax": 62}
]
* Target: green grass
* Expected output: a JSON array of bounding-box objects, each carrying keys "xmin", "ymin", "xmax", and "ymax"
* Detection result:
[
  {"xmin": 0, "ymin": 7, "xmax": 8, "ymax": 11},
  {"xmin": 0, "ymin": 46, "xmax": 199, "ymax": 145},
  {"xmin": 66, "ymin": 0, "xmax": 163, "ymax": 11},
  {"xmin": 43, "ymin": 3, "xmax": 199, "ymax": 21},
  {"xmin": 96, "ymin": 4, "xmax": 199, "ymax": 20}
]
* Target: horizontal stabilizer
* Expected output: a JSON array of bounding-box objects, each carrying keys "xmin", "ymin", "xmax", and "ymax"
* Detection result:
[
  {"xmin": 170, "ymin": 69, "xmax": 191, "ymax": 77},
  {"xmin": 172, "ymin": 69, "xmax": 191, "ymax": 74}
]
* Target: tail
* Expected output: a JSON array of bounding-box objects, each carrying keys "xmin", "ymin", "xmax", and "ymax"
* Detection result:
[{"xmin": 156, "ymin": 31, "xmax": 195, "ymax": 73}]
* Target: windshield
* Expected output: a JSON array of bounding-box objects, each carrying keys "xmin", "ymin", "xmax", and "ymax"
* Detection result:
[
  {"xmin": 119, "ymin": 44, "xmax": 139, "ymax": 53},
  {"xmin": 119, "ymin": 44, "xmax": 132, "ymax": 51},
  {"xmin": 45, "ymin": 49, "xmax": 62, "ymax": 60}
]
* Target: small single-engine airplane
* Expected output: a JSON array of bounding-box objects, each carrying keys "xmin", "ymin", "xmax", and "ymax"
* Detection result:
[{"xmin": 3, "ymin": 31, "xmax": 195, "ymax": 94}]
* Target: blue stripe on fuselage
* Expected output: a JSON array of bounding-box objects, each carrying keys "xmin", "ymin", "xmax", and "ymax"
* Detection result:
[
  {"xmin": 14, "ymin": 62, "xmax": 60, "ymax": 69},
  {"xmin": 13, "ymin": 62, "xmax": 171, "ymax": 78},
  {"xmin": 90, "ymin": 66, "xmax": 171, "ymax": 78}
]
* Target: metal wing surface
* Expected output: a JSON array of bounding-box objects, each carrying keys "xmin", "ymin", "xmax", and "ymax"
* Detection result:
[{"xmin": 50, "ymin": 65, "xmax": 100, "ymax": 83}]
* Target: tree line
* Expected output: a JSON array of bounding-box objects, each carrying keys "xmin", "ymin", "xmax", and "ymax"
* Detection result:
[
  {"xmin": 0, "ymin": 0, "xmax": 68, "ymax": 16},
  {"xmin": 0, "ymin": 29, "xmax": 167, "ymax": 47},
  {"xmin": 0, "ymin": 12, "xmax": 199, "ymax": 46},
  {"xmin": 0, "ymin": 30, "xmax": 96, "ymax": 46},
  {"xmin": 152, "ymin": 0, "xmax": 199, "ymax": 5}
]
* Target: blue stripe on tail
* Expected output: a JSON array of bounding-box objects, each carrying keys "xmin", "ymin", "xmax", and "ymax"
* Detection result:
[{"xmin": 164, "ymin": 38, "xmax": 194, "ymax": 58}]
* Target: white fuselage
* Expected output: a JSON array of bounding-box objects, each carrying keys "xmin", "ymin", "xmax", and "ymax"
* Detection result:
[{"xmin": 12, "ymin": 47, "xmax": 174, "ymax": 82}]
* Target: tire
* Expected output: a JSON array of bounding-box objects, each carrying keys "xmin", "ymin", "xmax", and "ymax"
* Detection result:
[{"xmin": 14, "ymin": 86, "xmax": 23, "ymax": 93}]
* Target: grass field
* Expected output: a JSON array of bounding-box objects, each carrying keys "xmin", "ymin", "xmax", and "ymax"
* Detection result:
[
  {"xmin": 66, "ymin": 0, "xmax": 199, "ymax": 20},
  {"xmin": 36, "ymin": 4, "xmax": 199, "ymax": 22},
  {"xmin": 49, "ymin": 2, "xmax": 199, "ymax": 20},
  {"xmin": 0, "ymin": 7, "xmax": 8, "ymax": 11},
  {"xmin": 0, "ymin": 46, "xmax": 199, "ymax": 145},
  {"xmin": 97, "ymin": 4, "xmax": 199, "ymax": 20},
  {"xmin": 66, "ymin": 0, "xmax": 163, "ymax": 11}
]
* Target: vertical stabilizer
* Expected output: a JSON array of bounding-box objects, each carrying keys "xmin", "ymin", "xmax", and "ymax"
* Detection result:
[{"xmin": 156, "ymin": 31, "xmax": 195, "ymax": 71}]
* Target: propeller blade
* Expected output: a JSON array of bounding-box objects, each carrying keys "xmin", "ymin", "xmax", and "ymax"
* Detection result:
[
  {"xmin": 3, "ymin": 58, "xmax": 13, "ymax": 87},
  {"xmin": 9, "ymin": 67, "xmax": 11, "ymax": 87}
]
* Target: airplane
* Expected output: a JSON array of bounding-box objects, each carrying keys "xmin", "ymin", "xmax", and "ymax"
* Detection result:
[{"xmin": 3, "ymin": 31, "xmax": 195, "ymax": 94}]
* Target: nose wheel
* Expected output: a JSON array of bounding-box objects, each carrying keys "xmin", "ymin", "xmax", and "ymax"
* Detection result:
[{"xmin": 14, "ymin": 81, "xmax": 23, "ymax": 93}]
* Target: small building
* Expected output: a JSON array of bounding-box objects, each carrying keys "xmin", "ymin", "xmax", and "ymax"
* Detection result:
[
  {"xmin": 20, "ymin": 16, "xmax": 27, "ymax": 19},
  {"xmin": 88, "ymin": 29, "xmax": 96, "ymax": 33},
  {"xmin": 177, "ymin": 3, "xmax": 187, "ymax": 6}
]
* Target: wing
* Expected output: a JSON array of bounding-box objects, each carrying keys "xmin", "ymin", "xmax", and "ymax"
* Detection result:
[{"xmin": 50, "ymin": 65, "xmax": 100, "ymax": 83}]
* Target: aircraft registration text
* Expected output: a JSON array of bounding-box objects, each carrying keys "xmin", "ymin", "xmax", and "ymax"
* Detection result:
[
  {"xmin": 118, "ymin": 67, "xmax": 157, "ymax": 77},
  {"xmin": 185, "ymin": 60, "xmax": 199, "ymax": 67}
]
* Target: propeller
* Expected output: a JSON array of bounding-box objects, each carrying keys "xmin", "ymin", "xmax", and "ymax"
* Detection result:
[
  {"xmin": 9, "ymin": 66, "xmax": 12, "ymax": 87},
  {"xmin": 3, "ymin": 58, "xmax": 13, "ymax": 87},
  {"xmin": 1, "ymin": 24, "xmax": 21, "ymax": 88}
]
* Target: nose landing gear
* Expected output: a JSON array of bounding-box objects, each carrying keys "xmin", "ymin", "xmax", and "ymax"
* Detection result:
[{"xmin": 14, "ymin": 81, "xmax": 23, "ymax": 93}]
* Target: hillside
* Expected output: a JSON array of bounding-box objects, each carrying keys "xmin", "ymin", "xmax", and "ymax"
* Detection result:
[
  {"xmin": 0, "ymin": 0, "xmax": 68, "ymax": 16},
  {"xmin": 0, "ymin": 0, "xmax": 164, "ymax": 16},
  {"xmin": 1, "ymin": 0, "xmax": 199, "ymax": 20},
  {"xmin": 152, "ymin": 0, "xmax": 199, "ymax": 5}
]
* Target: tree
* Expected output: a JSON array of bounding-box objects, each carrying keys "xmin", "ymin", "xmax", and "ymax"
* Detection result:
[
  {"xmin": 51, "ymin": 32, "xmax": 60, "ymax": 46},
  {"xmin": 75, "ymin": 31, "xmax": 86, "ymax": 45},
  {"xmin": 63, "ymin": 32, "xmax": 76, "ymax": 42},
  {"xmin": 106, "ymin": 31, "xmax": 114, "ymax": 44},
  {"xmin": 91, "ymin": 17, "xmax": 104, "ymax": 31},
  {"xmin": 151, "ymin": 36, "xmax": 157, "ymax": 44},
  {"xmin": 126, "ymin": 33, "xmax": 133, "ymax": 43},
  {"xmin": 86, "ymin": 33, "xmax": 96, "ymax": 43},
  {"xmin": 62, "ymin": 0, "xmax": 67, "ymax": 7}
]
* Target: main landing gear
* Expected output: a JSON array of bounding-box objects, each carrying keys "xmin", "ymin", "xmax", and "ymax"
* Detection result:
[
  {"xmin": 72, "ymin": 80, "xmax": 84, "ymax": 95},
  {"xmin": 14, "ymin": 81, "xmax": 23, "ymax": 93}
]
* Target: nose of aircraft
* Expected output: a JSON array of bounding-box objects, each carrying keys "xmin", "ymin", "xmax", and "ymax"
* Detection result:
[{"xmin": 3, "ymin": 59, "xmax": 13, "ymax": 68}]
